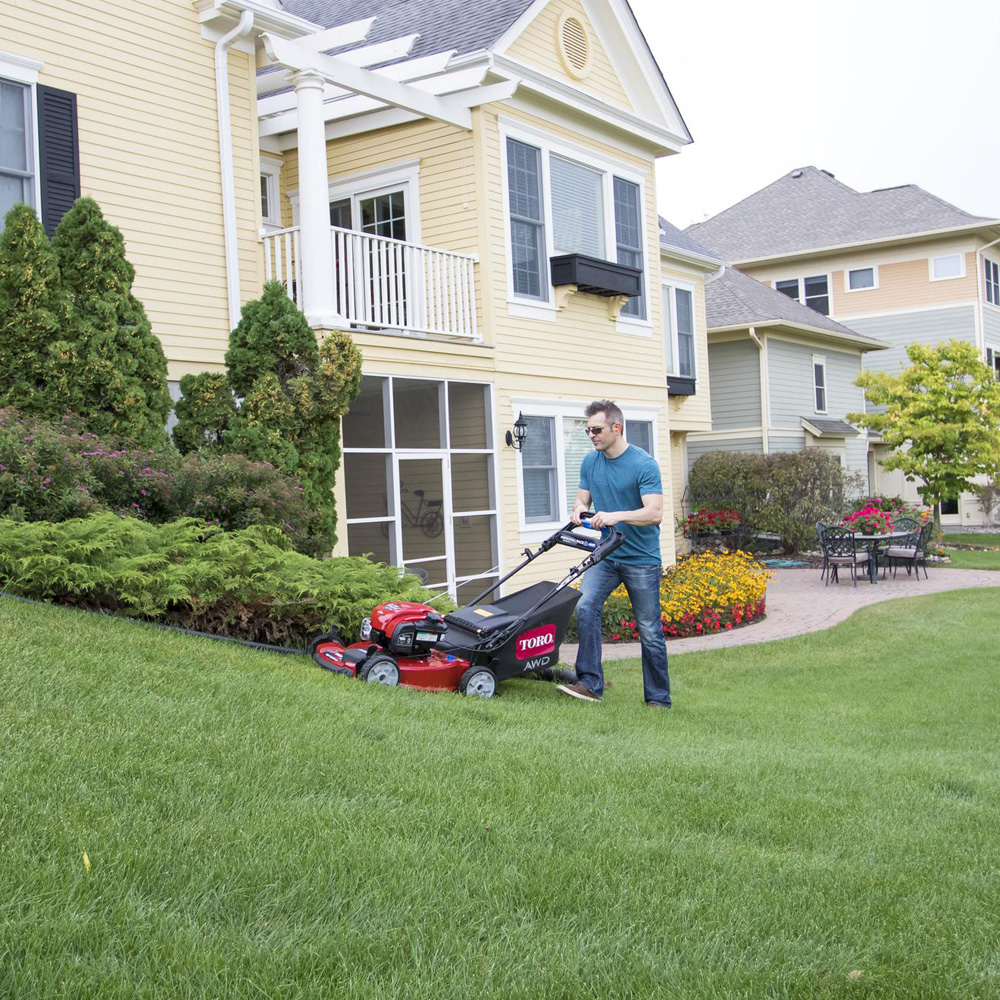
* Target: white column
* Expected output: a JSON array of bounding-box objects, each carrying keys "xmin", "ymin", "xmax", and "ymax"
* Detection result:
[{"xmin": 291, "ymin": 70, "xmax": 340, "ymax": 327}]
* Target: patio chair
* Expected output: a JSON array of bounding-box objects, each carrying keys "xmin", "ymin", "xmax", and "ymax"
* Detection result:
[
  {"xmin": 822, "ymin": 525, "xmax": 871, "ymax": 586},
  {"xmin": 878, "ymin": 516, "xmax": 919, "ymax": 578},
  {"xmin": 885, "ymin": 521, "xmax": 933, "ymax": 579},
  {"xmin": 815, "ymin": 522, "xmax": 830, "ymax": 581}
]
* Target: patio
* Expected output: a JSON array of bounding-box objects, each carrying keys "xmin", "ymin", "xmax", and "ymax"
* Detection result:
[{"xmin": 562, "ymin": 565, "xmax": 1000, "ymax": 662}]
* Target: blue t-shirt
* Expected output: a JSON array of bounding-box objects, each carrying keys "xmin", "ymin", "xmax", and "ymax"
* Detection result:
[{"xmin": 579, "ymin": 445, "xmax": 662, "ymax": 565}]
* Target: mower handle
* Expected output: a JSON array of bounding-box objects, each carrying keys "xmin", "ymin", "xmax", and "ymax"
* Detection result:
[{"xmin": 550, "ymin": 519, "xmax": 625, "ymax": 560}]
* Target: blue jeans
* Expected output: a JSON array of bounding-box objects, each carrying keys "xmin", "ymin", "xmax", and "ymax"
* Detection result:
[{"xmin": 574, "ymin": 560, "xmax": 671, "ymax": 706}]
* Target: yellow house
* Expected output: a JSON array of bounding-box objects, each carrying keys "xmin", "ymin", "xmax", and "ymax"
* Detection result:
[
  {"xmin": 0, "ymin": 0, "xmax": 697, "ymax": 598},
  {"xmin": 688, "ymin": 166, "xmax": 1000, "ymax": 527}
]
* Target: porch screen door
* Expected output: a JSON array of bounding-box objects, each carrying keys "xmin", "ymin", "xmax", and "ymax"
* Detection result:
[{"xmin": 396, "ymin": 456, "xmax": 450, "ymax": 592}]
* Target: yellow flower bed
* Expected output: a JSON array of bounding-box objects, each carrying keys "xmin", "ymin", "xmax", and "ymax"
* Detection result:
[{"xmin": 600, "ymin": 550, "xmax": 773, "ymax": 641}]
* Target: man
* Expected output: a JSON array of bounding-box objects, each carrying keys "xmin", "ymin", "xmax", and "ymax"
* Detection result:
[{"xmin": 557, "ymin": 400, "xmax": 671, "ymax": 708}]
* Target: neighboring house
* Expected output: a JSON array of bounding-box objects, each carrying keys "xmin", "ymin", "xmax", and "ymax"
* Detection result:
[
  {"xmin": 686, "ymin": 265, "xmax": 887, "ymax": 485},
  {"xmin": 688, "ymin": 166, "xmax": 1000, "ymax": 525},
  {"xmin": 1, "ymin": 0, "xmax": 695, "ymax": 599},
  {"xmin": 657, "ymin": 218, "xmax": 722, "ymax": 537}
]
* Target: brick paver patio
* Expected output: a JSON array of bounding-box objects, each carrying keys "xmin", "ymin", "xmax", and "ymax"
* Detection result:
[{"xmin": 560, "ymin": 565, "xmax": 1000, "ymax": 664}]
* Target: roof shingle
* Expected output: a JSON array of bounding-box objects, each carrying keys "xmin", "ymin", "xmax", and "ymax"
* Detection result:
[{"xmin": 687, "ymin": 166, "xmax": 999, "ymax": 262}]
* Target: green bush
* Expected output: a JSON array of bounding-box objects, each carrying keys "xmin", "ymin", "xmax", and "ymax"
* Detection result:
[
  {"xmin": 687, "ymin": 449, "xmax": 864, "ymax": 554},
  {"xmin": 0, "ymin": 408, "xmax": 330, "ymax": 554},
  {"xmin": 173, "ymin": 282, "xmax": 363, "ymax": 550},
  {"xmin": 0, "ymin": 513, "xmax": 442, "ymax": 647}
]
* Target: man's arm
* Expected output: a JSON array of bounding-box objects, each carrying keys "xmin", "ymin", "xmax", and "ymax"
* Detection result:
[
  {"xmin": 589, "ymin": 493, "xmax": 662, "ymax": 530},
  {"xmin": 572, "ymin": 488, "xmax": 592, "ymax": 525}
]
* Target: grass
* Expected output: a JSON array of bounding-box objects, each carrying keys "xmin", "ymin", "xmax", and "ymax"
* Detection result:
[
  {"xmin": 941, "ymin": 533, "xmax": 1000, "ymax": 570},
  {"xmin": 3, "ymin": 592, "xmax": 1000, "ymax": 999}
]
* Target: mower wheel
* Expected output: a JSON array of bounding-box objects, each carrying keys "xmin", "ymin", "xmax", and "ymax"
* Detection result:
[
  {"xmin": 458, "ymin": 666, "xmax": 497, "ymax": 699},
  {"xmin": 307, "ymin": 630, "xmax": 342, "ymax": 656},
  {"xmin": 360, "ymin": 654, "xmax": 400, "ymax": 686}
]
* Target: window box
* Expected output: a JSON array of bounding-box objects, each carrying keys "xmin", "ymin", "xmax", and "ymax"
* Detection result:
[
  {"xmin": 667, "ymin": 376, "xmax": 697, "ymax": 396},
  {"xmin": 549, "ymin": 253, "xmax": 642, "ymax": 298}
]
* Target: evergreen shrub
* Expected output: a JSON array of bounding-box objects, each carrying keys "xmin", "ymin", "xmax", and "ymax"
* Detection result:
[
  {"xmin": 0, "ymin": 408, "xmax": 324, "ymax": 552},
  {"xmin": 0, "ymin": 514, "xmax": 440, "ymax": 647}
]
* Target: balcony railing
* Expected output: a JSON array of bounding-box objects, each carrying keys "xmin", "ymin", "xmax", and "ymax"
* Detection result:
[{"xmin": 262, "ymin": 225, "xmax": 479, "ymax": 339}]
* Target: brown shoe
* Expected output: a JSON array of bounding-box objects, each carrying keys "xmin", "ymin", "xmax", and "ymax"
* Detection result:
[{"xmin": 556, "ymin": 681, "xmax": 600, "ymax": 702}]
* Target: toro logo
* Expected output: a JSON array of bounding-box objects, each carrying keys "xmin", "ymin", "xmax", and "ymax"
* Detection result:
[{"xmin": 516, "ymin": 625, "xmax": 556, "ymax": 660}]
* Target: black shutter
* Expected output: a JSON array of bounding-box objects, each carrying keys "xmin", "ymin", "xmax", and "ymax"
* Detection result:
[{"xmin": 37, "ymin": 85, "xmax": 80, "ymax": 236}]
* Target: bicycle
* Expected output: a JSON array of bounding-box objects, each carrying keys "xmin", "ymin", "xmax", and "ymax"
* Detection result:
[{"xmin": 381, "ymin": 488, "xmax": 444, "ymax": 538}]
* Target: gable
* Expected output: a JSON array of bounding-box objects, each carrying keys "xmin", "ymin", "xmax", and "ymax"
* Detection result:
[{"xmin": 505, "ymin": 0, "xmax": 632, "ymax": 109}]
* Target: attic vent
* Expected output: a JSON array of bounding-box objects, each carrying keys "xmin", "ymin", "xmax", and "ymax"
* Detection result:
[{"xmin": 557, "ymin": 12, "xmax": 591, "ymax": 79}]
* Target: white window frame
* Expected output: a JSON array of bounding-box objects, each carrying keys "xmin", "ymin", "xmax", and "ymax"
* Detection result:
[
  {"xmin": 662, "ymin": 279, "xmax": 697, "ymax": 380},
  {"xmin": 259, "ymin": 154, "xmax": 283, "ymax": 231},
  {"xmin": 287, "ymin": 159, "xmax": 422, "ymax": 243},
  {"xmin": 773, "ymin": 273, "xmax": 832, "ymax": 314},
  {"xmin": 498, "ymin": 118, "xmax": 651, "ymax": 332},
  {"xmin": 845, "ymin": 265, "xmax": 878, "ymax": 292},
  {"xmin": 0, "ymin": 51, "xmax": 43, "ymax": 217},
  {"xmin": 812, "ymin": 355, "xmax": 828, "ymax": 414},
  {"xmin": 984, "ymin": 255, "xmax": 1000, "ymax": 307},
  {"xmin": 511, "ymin": 397, "xmax": 659, "ymax": 537},
  {"xmin": 929, "ymin": 253, "xmax": 965, "ymax": 282}
]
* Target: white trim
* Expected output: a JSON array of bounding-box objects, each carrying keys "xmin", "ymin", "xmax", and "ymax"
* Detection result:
[
  {"xmin": 929, "ymin": 252, "xmax": 965, "ymax": 281},
  {"xmin": 0, "ymin": 51, "xmax": 42, "ymax": 85},
  {"xmin": 845, "ymin": 265, "xmax": 878, "ymax": 292},
  {"xmin": 812, "ymin": 354, "xmax": 828, "ymax": 414},
  {"xmin": 662, "ymin": 278, "xmax": 697, "ymax": 380},
  {"xmin": 686, "ymin": 428, "xmax": 764, "ymax": 440},
  {"xmin": 259, "ymin": 154, "xmax": 283, "ymax": 229},
  {"xmin": 499, "ymin": 121, "xmax": 650, "ymax": 323}
]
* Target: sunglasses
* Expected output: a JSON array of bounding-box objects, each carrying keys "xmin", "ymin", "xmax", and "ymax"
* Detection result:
[{"xmin": 585, "ymin": 425, "xmax": 607, "ymax": 436}]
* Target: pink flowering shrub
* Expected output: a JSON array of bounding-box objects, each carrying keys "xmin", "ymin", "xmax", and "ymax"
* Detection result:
[
  {"xmin": 841, "ymin": 503, "xmax": 893, "ymax": 534},
  {"xmin": 0, "ymin": 408, "xmax": 325, "ymax": 554}
]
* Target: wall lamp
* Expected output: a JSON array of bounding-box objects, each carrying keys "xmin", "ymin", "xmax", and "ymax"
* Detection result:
[{"xmin": 505, "ymin": 411, "xmax": 528, "ymax": 451}]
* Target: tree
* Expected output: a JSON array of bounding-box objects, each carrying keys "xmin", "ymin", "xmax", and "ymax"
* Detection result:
[
  {"xmin": 172, "ymin": 281, "xmax": 363, "ymax": 549},
  {"xmin": 0, "ymin": 204, "xmax": 74, "ymax": 419},
  {"xmin": 52, "ymin": 198, "xmax": 171, "ymax": 448},
  {"xmin": 849, "ymin": 340, "xmax": 1000, "ymax": 517}
]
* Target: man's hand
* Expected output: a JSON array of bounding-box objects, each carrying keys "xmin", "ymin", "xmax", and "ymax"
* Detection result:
[
  {"xmin": 589, "ymin": 511, "xmax": 620, "ymax": 529},
  {"xmin": 572, "ymin": 504, "xmax": 591, "ymax": 526}
]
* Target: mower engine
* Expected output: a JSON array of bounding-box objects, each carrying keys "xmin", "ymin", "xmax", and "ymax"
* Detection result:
[{"xmin": 367, "ymin": 601, "xmax": 448, "ymax": 655}]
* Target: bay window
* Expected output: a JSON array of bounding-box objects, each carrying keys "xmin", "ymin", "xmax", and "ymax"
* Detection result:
[{"xmin": 503, "ymin": 128, "xmax": 647, "ymax": 321}]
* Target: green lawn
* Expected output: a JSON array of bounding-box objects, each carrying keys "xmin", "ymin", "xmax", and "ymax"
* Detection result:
[
  {"xmin": 941, "ymin": 533, "xmax": 1000, "ymax": 570},
  {"xmin": 2, "ymin": 593, "xmax": 1000, "ymax": 999}
]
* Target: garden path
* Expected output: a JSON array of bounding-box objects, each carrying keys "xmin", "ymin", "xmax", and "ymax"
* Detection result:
[{"xmin": 560, "ymin": 566, "xmax": 1000, "ymax": 663}]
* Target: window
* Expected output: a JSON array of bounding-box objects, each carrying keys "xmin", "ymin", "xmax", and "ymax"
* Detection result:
[
  {"xmin": 502, "ymin": 127, "xmax": 647, "ymax": 321},
  {"xmin": 259, "ymin": 155, "xmax": 282, "ymax": 228},
  {"xmin": 987, "ymin": 348, "xmax": 1000, "ymax": 380},
  {"xmin": 614, "ymin": 177, "xmax": 645, "ymax": 319},
  {"xmin": 931, "ymin": 253, "xmax": 964, "ymax": 281},
  {"xmin": 774, "ymin": 275, "xmax": 830, "ymax": 315},
  {"xmin": 521, "ymin": 416, "xmax": 559, "ymax": 522},
  {"xmin": 663, "ymin": 283, "xmax": 695, "ymax": 378},
  {"xmin": 985, "ymin": 257, "xmax": 1000, "ymax": 306},
  {"xmin": 515, "ymin": 405, "xmax": 656, "ymax": 529},
  {"xmin": 847, "ymin": 267, "xmax": 876, "ymax": 290},
  {"xmin": 813, "ymin": 356, "xmax": 827, "ymax": 413},
  {"xmin": 506, "ymin": 138, "xmax": 546, "ymax": 300},
  {"xmin": 550, "ymin": 154, "xmax": 604, "ymax": 257},
  {"xmin": 0, "ymin": 78, "xmax": 33, "ymax": 224}
]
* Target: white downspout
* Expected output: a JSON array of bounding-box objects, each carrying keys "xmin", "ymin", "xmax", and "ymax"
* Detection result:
[
  {"xmin": 215, "ymin": 11, "xmax": 255, "ymax": 332},
  {"xmin": 748, "ymin": 327, "xmax": 769, "ymax": 453},
  {"xmin": 976, "ymin": 235, "xmax": 1000, "ymax": 358}
]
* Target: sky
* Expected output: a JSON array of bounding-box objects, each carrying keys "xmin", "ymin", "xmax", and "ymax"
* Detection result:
[{"xmin": 626, "ymin": 0, "xmax": 1000, "ymax": 230}]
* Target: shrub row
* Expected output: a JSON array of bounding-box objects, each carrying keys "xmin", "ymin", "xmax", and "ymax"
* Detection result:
[
  {"xmin": 0, "ymin": 408, "xmax": 326, "ymax": 555},
  {"xmin": 0, "ymin": 514, "xmax": 441, "ymax": 648},
  {"xmin": 566, "ymin": 550, "xmax": 772, "ymax": 641},
  {"xmin": 686, "ymin": 449, "xmax": 865, "ymax": 554}
]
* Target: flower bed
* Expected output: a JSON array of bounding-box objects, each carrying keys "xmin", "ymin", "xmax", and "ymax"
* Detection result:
[
  {"xmin": 568, "ymin": 550, "xmax": 772, "ymax": 642},
  {"xmin": 680, "ymin": 507, "xmax": 741, "ymax": 537}
]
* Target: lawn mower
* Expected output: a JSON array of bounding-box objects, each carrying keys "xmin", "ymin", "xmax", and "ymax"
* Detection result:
[{"xmin": 308, "ymin": 518, "xmax": 624, "ymax": 698}]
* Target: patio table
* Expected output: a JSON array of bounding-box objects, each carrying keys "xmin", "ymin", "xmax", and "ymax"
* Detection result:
[{"xmin": 852, "ymin": 531, "xmax": 914, "ymax": 583}]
